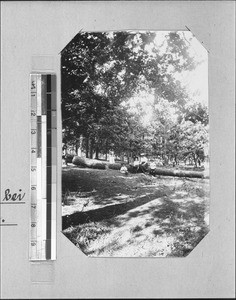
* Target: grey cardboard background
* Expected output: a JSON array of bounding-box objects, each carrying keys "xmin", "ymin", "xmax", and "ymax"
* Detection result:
[{"xmin": 0, "ymin": 1, "xmax": 235, "ymax": 298}]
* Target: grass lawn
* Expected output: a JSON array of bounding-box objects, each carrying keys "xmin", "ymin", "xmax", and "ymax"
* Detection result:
[{"xmin": 62, "ymin": 165, "xmax": 210, "ymax": 257}]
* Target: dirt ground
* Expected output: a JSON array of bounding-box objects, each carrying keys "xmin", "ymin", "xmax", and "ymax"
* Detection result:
[{"xmin": 62, "ymin": 165, "xmax": 210, "ymax": 257}]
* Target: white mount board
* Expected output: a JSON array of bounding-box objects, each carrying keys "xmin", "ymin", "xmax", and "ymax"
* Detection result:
[{"xmin": 0, "ymin": 1, "xmax": 235, "ymax": 298}]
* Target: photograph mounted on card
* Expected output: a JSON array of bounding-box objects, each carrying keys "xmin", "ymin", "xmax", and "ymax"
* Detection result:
[{"xmin": 61, "ymin": 30, "xmax": 210, "ymax": 257}]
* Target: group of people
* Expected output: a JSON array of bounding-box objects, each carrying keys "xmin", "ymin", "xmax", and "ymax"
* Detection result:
[{"xmin": 120, "ymin": 157, "xmax": 157, "ymax": 176}]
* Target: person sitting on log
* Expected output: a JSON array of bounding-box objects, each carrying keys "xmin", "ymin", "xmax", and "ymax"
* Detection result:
[
  {"xmin": 133, "ymin": 157, "xmax": 140, "ymax": 173},
  {"xmin": 139, "ymin": 161, "xmax": 148, "ymax": 173},
  {"xmin": 139, "ymin": 154, "xmax": 148, "ymax": 173}
]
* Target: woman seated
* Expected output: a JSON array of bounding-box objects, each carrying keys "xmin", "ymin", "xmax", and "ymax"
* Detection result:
[{"xmin": 133, "ymin": 157, "xmax": 140, "ymax": 173}]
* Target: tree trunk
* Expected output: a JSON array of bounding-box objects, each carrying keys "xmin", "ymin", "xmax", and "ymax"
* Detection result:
[
  {"xmin": 89, "ymin": 138, "xmax": 94, "ymax": 159},
  {"xmin": 77, "ymin": 135, "xmax": 83, "ymax": 156},
  {"xmin": 105, "ymin": 140, "xmax": 108, "ymax": 161},
  {"xmin": 193, "ymin": 153, "xmax": 198, "ymax": 168},
  {"xmin": 75, "ymin": 142, "xmax": 78, "ymax": 155},
  {"xmin": 72, "ymin": 156, "xmax": 120, "ymax": 170},
  {"xmin": 153, "ymin": 167, "xmax": 204, "ymax": 178},
  {"xmin": 174, "ymin": 154, "xmax": 178, "ymax": 166},
  {"xmin": 76, "ymin": 140, "xmax": 81, "ymax": 156},
  {"xmin": 127, "ymin": 152, "xmax": 132, "ymax": 164},
  {"xmin": 85, "ymin": 137, "xmax": 89, "ymax": 158},
  {"xmin": 95, "ymin": 146, "xmax": 99, "ymax": 160}
]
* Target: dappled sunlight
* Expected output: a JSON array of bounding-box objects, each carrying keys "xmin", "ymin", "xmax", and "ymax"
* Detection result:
[
  {"xmin": 62, "ymin": 188, "xmax": 164, "ymax": 218},
  {"xmin": 204, "ymin": 212, "xmax": 209, "ymax": 226},
  {"xmin": 64, "ymin": 191, "xmax": 209, "ymax": 257},
  {"xmin": 62, "ymin": 196, "xmax": 96, "ymax": 216},
  {"xmin": 86, "ymin": 229, "xmax": 176, "ymax": 257},
  {"xmin": 61, "ymin": 29, "xmax": 209, "ymax": 257},
  {"xmin": 113, "ymin": 194, "xmax": 130, "ymax": 200},
  {"xmin": 62, "ymin": 167, "xmax": 209, "ymax": 257},
  {"xmin": 62, "ymin": 189, "xmax": 168, "ymax": 230}
]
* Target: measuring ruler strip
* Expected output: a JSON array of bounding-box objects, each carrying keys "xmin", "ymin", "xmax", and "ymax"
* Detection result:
[
  {"xmin": 51, "ymin": 74, "xmax": 57, "ymax": 260},
  {"xmin": 51, "ymin": 74, "xmax": 57, "ymax": 261},
  {"xmin": 36, "ymin": 114, "xmax": 43, "ymax": 260},
  {"xmin": 46, "ymin": 78, "xmax": 52, "ymax": 259},
  {"xmin": 30, "ymin": 73, "xmax": 56, "ymax": 261},
  {"xmin": 30, "ymin": 74, "xmax": 38, "ymax": 259}
]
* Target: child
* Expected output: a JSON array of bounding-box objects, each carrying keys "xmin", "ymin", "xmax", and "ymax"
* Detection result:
[
  {"xmin": 120, "ymin": 164, "xmax": 128, "ymax": 175},
  {"xmin": 149, "ymin": 160, "xmax": 156, "ymax": 176}
]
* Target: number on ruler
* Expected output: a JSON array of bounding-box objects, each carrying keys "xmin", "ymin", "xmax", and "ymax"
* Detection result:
[
  {"xmin": 31, "ymin": 223, "xmax": 36, "ymax": 227},
  {"xmin": 31, "ymin": 186, "xmax": 36, "ymax": 190},
  {"xmin": 31, "ymin": 167, "xmax": 36, "ymax": 172},
  {"xmin": 31, "ymin": 81, "xmax": 36, "ymax": 90},
  {"xmin": 31, "ymin": 149, "xmax": 36, "ymax": 154},
  {"xmin": 31, "ymin": 111, "xmax": 36, "ymax": 117},
  {"xmin": 31, "ymin": 241, "xmax": 36, "ymax": 246},
  {"xmin": 31, "ymin": 130, "xmax": 36, "ymax": 134},
  {"xmin": 31, "ymin": 205, "xmax": 36, "ymax": 209}
]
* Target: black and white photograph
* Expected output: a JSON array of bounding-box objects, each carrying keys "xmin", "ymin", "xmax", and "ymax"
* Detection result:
[
  {"xmin": 1, "ymin": 0, "xmax": 235, "ymax": 298},
  {"xmin": 61, "ymin": 30, "xmax": 209, "ymax": 257}
]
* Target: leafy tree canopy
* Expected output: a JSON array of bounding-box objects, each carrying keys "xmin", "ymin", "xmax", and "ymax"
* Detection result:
[{"xmin": 61, "ymin": 31, "xmax": 208, "ymax": 162}]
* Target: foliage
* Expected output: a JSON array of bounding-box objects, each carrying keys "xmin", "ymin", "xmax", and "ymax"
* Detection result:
[
  {"xmin": 182, "ymin": 102, "xmax": 209, "ymax": 126},
  {"xmin": 61, "ymin": 31, "xmax": 208, "ymax": 164},
  {"xmin": 108, "ymin": 163, "xmax": 122, "ymax": 170},
  {"xmin": 178, "ymin": 121, "xmax": 208, "ymax": 165}
]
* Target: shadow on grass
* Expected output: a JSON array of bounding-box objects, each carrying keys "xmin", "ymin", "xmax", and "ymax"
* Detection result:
[
  {"xmin": 62, "ymin": 167, "xmax": 210, "ymax": 257},
  {"xmin": 97, "ymin": 197, "xmax": 209, "ymax": 257},
  {"xmin": 63, "ymin": 196, "xmax": 209, "ymax": 257},
  {"xmin": 62, "ymin": 189, "xmax": 168, "ymax": 230},
  {"xmin": 127, "ymin": 198, "xmax": 209, "ymax": 256}
]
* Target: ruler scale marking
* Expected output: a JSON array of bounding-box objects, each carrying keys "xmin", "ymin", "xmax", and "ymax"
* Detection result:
[
  {"xmin": 30, "ymin": 73, "xmax": 56, "ymax": 261},
  {"xmin": 46, "ymin": 78, "xmax": 52, "ymax": 260},
  {"xmin": 51, "ymin": 76, "xmax": 57, "ymax": 260}
]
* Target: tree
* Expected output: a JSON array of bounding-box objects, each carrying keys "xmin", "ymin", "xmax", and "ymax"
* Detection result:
[
  {"xmin": 61, "ymin": 31, "xmax": 199, "ymax": 159},
  {"xmin": 178, "ymin": 120, "xmax": 208, "ymax": 166},
  {"xmin": 182, "ymin": 102, "xmax": 209, "ymax": 125}
]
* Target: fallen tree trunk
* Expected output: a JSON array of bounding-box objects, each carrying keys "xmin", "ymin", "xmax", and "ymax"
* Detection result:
[
  {"xmin": 72, "ymin": 156, "xmax": 106, "ymax": 169},
  {"xmin": 152, "ymin": 167, "xmax": 204, "ymax": 178},
  {"xmin": 72, "ymin": 156, "xmax": 121, "ymax": 170},
  {"xmin": 72, "ymin": 156, "xmax": 206, "ymax": 178}
]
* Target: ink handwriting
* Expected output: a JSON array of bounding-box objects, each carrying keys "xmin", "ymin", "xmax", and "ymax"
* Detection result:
[{"xmin": 2, "ymin": 189, "xmax": 25, "ymax": 202}]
